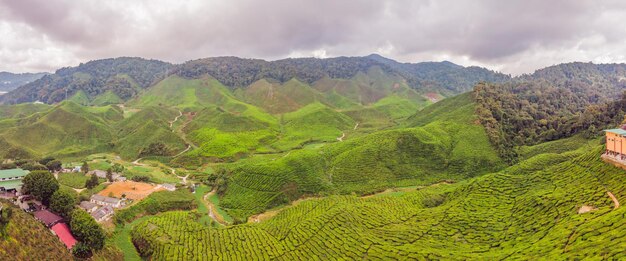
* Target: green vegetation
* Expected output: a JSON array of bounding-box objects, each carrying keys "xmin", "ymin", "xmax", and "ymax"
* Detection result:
[
  {"xmin": 0, "ymin": 57, "xmax": 171, "ymax": 104},
  {"xmin": 21, "ymin": 170, "xmax": 59, "ymax": 205},
  {"xmin": 70, "ymin": 208, "xmax": 106, "ymax": 251},
  {"xmin": 114, "ymin": 190, "xmax": 197, "ymax": 224},
  {"xmin": 0, "ymin": 201, "xmax": 72, "ymax": 260},
  {"xmin": 131, "ymin": 145, "xmax": 626, "ymax": 259},
  {"xmin": 218, "ymin": 93, "xmax": 503, "ymax": 220},
  {"xmin": 58, "ymin": 172, "xmax": 89, "ymax": 189},
  {"xmin": 49, "ymin": 189, "xmax": 77, "ymax": 218}
]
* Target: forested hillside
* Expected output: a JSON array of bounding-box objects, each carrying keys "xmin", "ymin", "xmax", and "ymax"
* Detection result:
[
  {"xmin": 0, "ymin": 72, "xmax": 47, "ymax": 92},
  {"xmin": 0, "ymin": 58, "xmax": 172, "ymax": 104},
  {"xmin": 474, "ymin": 63, "xmax": 626, "ymax": 163},
  {"xmin": 0, "ymin": 55, "xmax": 508, "ymax": 105}
]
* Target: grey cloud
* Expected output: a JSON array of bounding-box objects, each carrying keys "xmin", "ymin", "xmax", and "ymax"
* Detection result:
[{"xmin": 0, "ymin": 0, "xmax": 625, "ymax": 74}]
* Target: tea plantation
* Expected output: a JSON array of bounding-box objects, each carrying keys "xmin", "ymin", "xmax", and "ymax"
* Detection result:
[{"xmin": 131, "ymin": 145, "xmax": 626, "ymax": 259}]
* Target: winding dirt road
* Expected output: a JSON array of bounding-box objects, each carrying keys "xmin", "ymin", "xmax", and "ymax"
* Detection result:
[{"xmin": 607, "ymin": 191, "xmax": 620, "ymax": 209}]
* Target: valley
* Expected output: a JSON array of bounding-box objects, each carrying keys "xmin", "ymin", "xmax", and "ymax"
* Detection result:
[{"xmin": 0, "ymin": 55, "xmax": 625, "ymax": 260}]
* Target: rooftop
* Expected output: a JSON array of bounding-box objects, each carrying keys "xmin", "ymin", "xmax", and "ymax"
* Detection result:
[
  {"xmin": 91, "ymin": 194, "xmax": 121, "ymax": 204},
  {"xmin": 50, "ymin": 223, "xmax": 77, "ymax": 249},
  {"xmin": 91, "ymin": 206, "xmax": 114, "ymax": 220},
  {"xmin": 0, "ymin": 179, "xmax": 23, "ymax": 190},
  {"xmin": 605, "ymin": 128, "xmax": 626, "ymax": 135},
  {"xmin": 0, "ymin": 168, "xmax": 29, "ymax": 179},
  {"xmin": 33, "ymin": 210, "xmax": 63, "ymax": 227},
  {"xmin": 79, "ymin": 201, "xmax": 98, "ymax": 210}
]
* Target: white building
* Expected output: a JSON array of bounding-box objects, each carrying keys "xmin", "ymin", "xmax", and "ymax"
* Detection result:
[{"xmin": 90, "ymin": 194, "xmax": 124, "ymax": 208}]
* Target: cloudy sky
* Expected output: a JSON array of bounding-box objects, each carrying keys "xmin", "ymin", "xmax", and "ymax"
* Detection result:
[{"xmin": 1, "ymin": 0, "xmax": 625, "ymax": 75}]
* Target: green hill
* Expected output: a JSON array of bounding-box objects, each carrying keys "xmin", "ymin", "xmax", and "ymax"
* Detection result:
[
  {"xmin": 115, "ymin": 106, "xmax": 186, "ymax": 159},
  {"xmin": 218, "ymin": 94, "xmax": 503, "ymax": 219},
  {"xmin": 0, "ymin": 57, "xmax": 171, "ymax": 104},
  {"xmin": 235, "ymin": 78, "xmax": 324, "ymax": 114},
  {"xmin": 91, "ymin": 90, "xmax": 123, "ymax": 106},
  {"xmin": 131, "ymin": 143, "xmax": 625, "ymax": 259},
  {"xmin": 67, "ymin": 90, "xmax": 90, "ymax": 105},
  {"xmin": 0, "ymin": 101, "xmax": 116, "ymax": 158}
]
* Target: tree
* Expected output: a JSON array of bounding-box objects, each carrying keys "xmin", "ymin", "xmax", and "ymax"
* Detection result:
[
  {"xmin": 69, "ymin": 209, "xmax": 105, "ymax": 250},
  {"xmin": 21, "ymin": 170, "xmax": 59, "ymax": 205},
  {"xmin": 46, "ymin": 160, "xmax": 63, "ymax": 172},
  {"xmin": 21, "ymin": 162, "xmax": 48, "ymax": 171},
  {"xmin": 0, "ymin": 205, "xmax": 13, "ymax": 238},
  {"xmin": 85, "ymin": 174, "xmax": 99, "ymax": 189},
  {"xmin": 38, "ymin": 156, "xmax": 55, "ymax": 166},
  {"xmin": 106, "ymin": 168, "xmax": 113, "ymax": 182},
  {"xmin": 0, "ymin": 162, "xmax": 16, "ymax": 170},
  {"xmin": 72, "ymin": 242, "xmax": 92, "ymax": 258},
  {"xmin": 111, "ymin": 163, "xmax": 124, "ymax": 173},
  {"xmin": 81, "ymin": 161, "xmax": 89, "ymax": 174},
  {"xmin": 50, "ymin": 189, "xmax": 77, "ymax": 219}
]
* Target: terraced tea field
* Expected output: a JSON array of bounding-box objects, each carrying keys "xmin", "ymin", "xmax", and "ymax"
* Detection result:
[{"xmin": 131, "ymin": 146, "xmax": 626, "ymax": 259}]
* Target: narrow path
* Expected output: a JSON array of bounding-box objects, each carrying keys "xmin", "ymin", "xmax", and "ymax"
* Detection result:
[
  {"xmin": 169, "ymin": 110, "xmax": 183, "ymax": 130},
  {"xmin": 173, "ymin": 145, "xmax": 191, "ymax": 157},
  {"xmin": 170, "ymin": 167, "xmax": 189, "ymax": 184},
  {"xmin": 337, "ymin": 132, "xmax": 345, "ymax": 142},
  {"xmin": 607, "ymin": 191, "xmax": 620, "ymax": 209},
  {"xmin": 132, "ymin": 158, "xmax": 146, "ymax": 166},
  {"xmin": 354, "ymin": 122, "xmax": 359, "ymax": 130},
  {"xmin": 73, "ymin": 188, "xmax": 86, "ymax": 194},
  {"xmin": 204, "ymin": 190, "xmax": 229, "ymax": 226}
]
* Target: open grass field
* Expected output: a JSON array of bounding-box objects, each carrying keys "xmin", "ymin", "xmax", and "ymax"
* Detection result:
[
  {"xmin": 57, "ymin": 171, "xmax": 90, "ymax": 189},
  {"xmin": 98, "ymin": 181, "xmax": 164, "ymax": 200}
]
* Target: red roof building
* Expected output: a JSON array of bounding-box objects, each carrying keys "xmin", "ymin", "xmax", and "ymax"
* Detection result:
[
  {"xmin": 33, "ymin": 210, "xmax": 63, "ymax": 228},
  {"xmin": 50, "ymin": 223, "xmax": 77, "ymax": 249}
]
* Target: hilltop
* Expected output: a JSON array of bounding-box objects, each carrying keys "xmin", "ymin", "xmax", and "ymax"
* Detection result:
[
  {"xmin": 0, "ymin": 72, "xmax": 48, "ymax": 92},
  {"xmin": 0, "ymin": 57, "xmax": 172, "ymax": 104},
  {"xmin": 0, "ymin": 55, "xmax": 508, "ymax": 105}
]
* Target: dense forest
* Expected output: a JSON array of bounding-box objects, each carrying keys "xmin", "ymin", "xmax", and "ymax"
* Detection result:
[
  {"xmin": 475, "ymin": 63, "xmax": 626, "ymax": 163},
  {"xmin": 173, "ymin": 55, "xmax": 510, "ymax": 93},
  {"xmin": 0, "ymin": 58, "xmax": 172, "ymax": 104},
  {"xmin": 0, "ymin": 55, "xmax": 508, "ymax": 105}
]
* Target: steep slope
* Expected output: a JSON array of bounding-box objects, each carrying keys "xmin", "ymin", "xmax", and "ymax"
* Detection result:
[
  {"xmin": 218, "ymin": 94, "xmax": 503, "ymax": 219},
  {"xmin": 0, "ymin": 57, "xmax": 171, "ymax": 104},
  {"xmin": 115, "ymin": 106, "xmax": 186, "ymax": 159},
  {"xmin": 234, "ymin": 78, "xmax": 325, "ymax": 114},
  {"xmin": 132, "ymin": 142, "xmax": 623, "ymax": 260},
  {"xmin": 172, "ymin": 55, "xmax": 508, "ymax": 97},
  {"xmin": 0, "ymin": 101, "xmax": 118, "ymax": 158},
  {"xmin": 0, "ymin": 201, "xmax": 73, "ymax": 260}
]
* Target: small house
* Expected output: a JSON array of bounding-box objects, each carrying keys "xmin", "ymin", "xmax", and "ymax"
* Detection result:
[
  {"xmin": 162, "ymin": 183, "xmax": 176, "ymax": 191},
  {"xmin": 90, "ymin": 194, "xmax": 123, "ymax": 208},
  {"xmin": 91, "ymin": 206, "xmax": 114, "ymax": 222},
  {"xmin": 33, "ymin": 210, "xmax": 63, "ymax": 228},
  {"xmin": 79, "ymin": 201, "xmax": 99, "ymax": 213},
  {"xmin": 50, "ymin": 223, "xmax": 77, "ymax": 249}
]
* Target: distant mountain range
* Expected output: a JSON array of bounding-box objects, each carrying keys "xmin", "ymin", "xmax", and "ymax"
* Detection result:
[
  {"xmin": 0, "ymin": 72, "xmax": 48, "ymax": 92},
  {"xmin": 0, "ymin": 55, "xmax": 509, "ymax": 104}
]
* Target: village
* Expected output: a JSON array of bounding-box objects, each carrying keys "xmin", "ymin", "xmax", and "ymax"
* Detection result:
[{"xmin": 0, "ymin": 158, "xmax": 183, "ymax": 251}]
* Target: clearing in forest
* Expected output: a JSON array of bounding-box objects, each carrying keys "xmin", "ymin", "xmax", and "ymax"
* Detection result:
[{"xmin": 98, "ymin": 181, "xmax": 164, "ymax": 200}]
